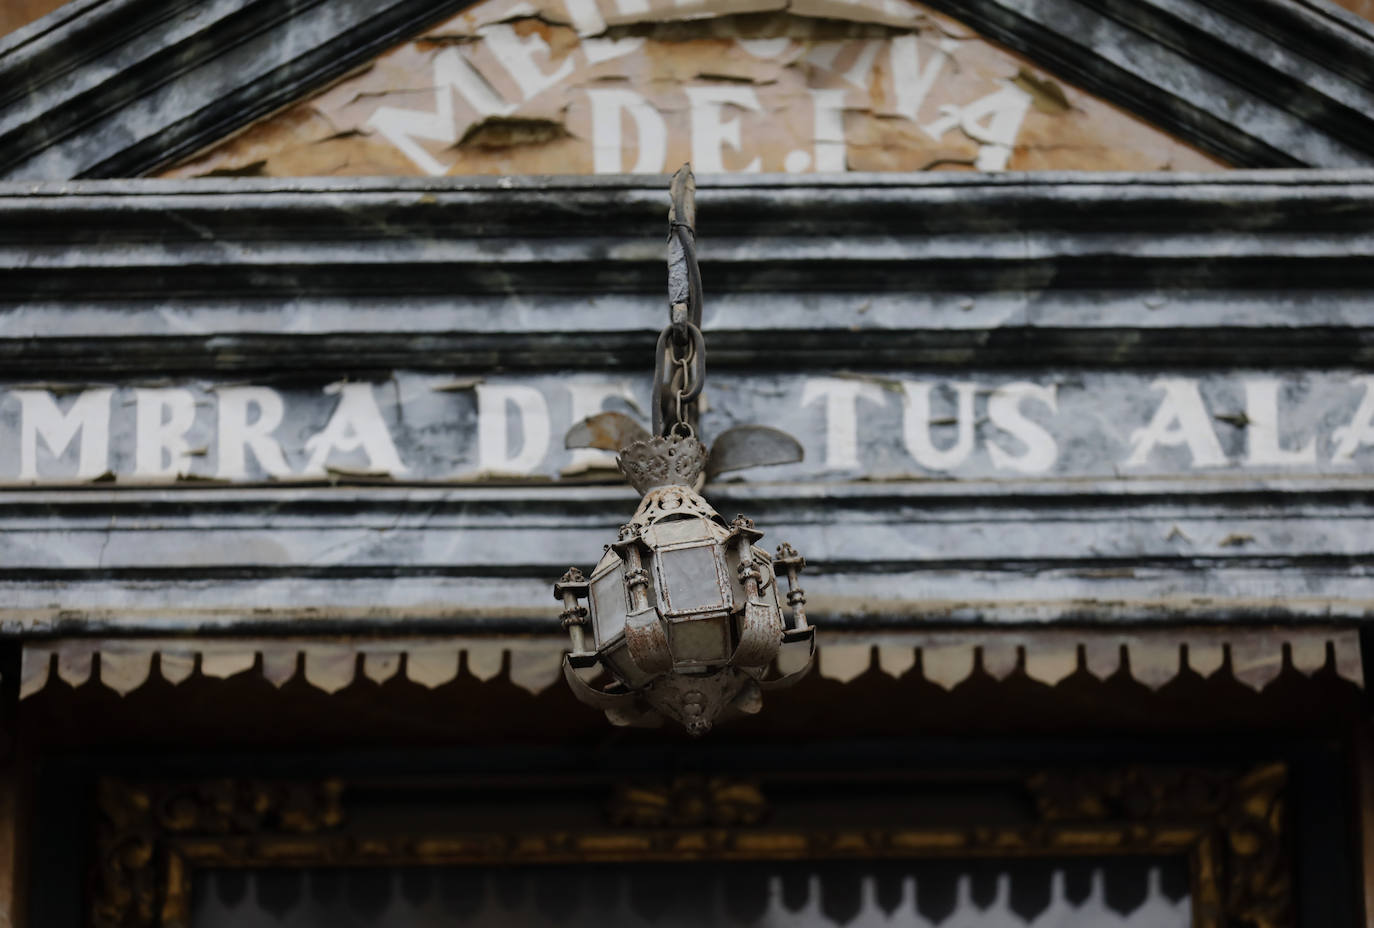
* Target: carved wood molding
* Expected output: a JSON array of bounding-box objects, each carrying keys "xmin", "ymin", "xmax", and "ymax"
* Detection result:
[
  {"xmin": 1026, "ymin": 762, "xmax": 1289, "ymax": 928},
  {"xmin": 91, "ymin": 764, "xmax": 1289, "ymax": 928},
  {"xmin": 93, "ymin": 778, "xmax": 343, "ymax": 928},
  {"xmin": 607, "ymin": 776, "xmax": 769, "ymax": 828}
]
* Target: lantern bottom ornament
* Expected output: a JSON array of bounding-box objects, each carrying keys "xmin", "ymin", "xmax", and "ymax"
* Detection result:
[{"xmin": 555, "ymin": 435, "xmax": 815, "ymax": 735}]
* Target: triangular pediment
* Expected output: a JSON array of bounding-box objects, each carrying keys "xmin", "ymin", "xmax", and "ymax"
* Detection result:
[
  {"xmin": 2, "ymin": 0, "xmax": 1374, "ymax": 178},
  {"xmin": 154, "ymin": 0, "xmax": 1222, "ymax": 179}
]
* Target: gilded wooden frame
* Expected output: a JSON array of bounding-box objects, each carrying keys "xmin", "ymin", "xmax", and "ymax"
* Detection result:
[{"xmin": 92, "ymin": 764, "xmax": 1289, "ymax": 928}]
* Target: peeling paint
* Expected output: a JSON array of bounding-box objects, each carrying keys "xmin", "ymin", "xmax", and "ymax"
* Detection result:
[
  {"xmin": 457, "ymin": 116, "xmax": 574, "ymax": 149},
  {"xmin": 159, "ymin": 1, "xmax": 1223, "ymax": 179},
  {"xmin": 1013, "ymin": 68, "xmax": 1070, "ymax": 114}
]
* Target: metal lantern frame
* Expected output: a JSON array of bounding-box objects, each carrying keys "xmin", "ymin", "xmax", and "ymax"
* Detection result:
[{"xmin": 554, "ymin": 168, "xmax": 815, "ymax": 735}]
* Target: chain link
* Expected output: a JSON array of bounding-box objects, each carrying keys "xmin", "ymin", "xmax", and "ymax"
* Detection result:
[
  {"xmin": 652, "ymin": 319, "xmax": 705, "ymax": 438},
  {"xmin": 654, "ymin": 165, "xmax": 706, "ymax": 439}
]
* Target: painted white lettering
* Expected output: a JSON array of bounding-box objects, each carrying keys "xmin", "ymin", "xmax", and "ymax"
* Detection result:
[
  {"xmin": 1332, "ymin": 375, "xmax": 1374, "ymax": 464},
  {"xmin": 587, "ymin": 89, "xmax": 667, "ymax": 174},
  {"xmin": 15, "ymin": 389, "xmax": 112, "ymax": 481},
  {"xmin": 366, "ymin": 48, "xmax": 516, "ymax": 176},
  {"xmin": 477, "ymin": 384, "xmax": 551, "ymax": 474},
  {"xmin": 605, "ymin": 0, "xmax": 649, "ymax": 20},
  {"xmin": 480, "ymin": 23, "xmax": 575, "ymax": 100},
  {"xmin": 133, "ymin": 388, "xmax": 197, "ymax": 480},
  {"xmin": 736, "ymin": 37, "xmax": 793, "ymax": 59},
  {"xmin": 1243, "ymin": 379, "xmax": 1315, "ymax": 467},
  {"xmin": 581, "ymin": 36, "xmax": 641, "ymax": 64},
  {"xmin": 889, "ymin": 35, "xmax": 956, "ymax": 121},
  {"xmin": 923, "ymin": 83, "xmax": 1032, "ymax": 171},
  {"xmin": 215, "ymin": 386, "xmax": 291, "ymax": 480},
  {"xmin": 555, "ymin": 0, "xmax": 645, "ymax": 59},
  {"xmin": 801, "ymin": 377, "xmax": 886, "ymax": 470},
  {"xmin": 561, "ymin": 0, "xmax": 605, "ymax": 34},
  {"xmin": 902, "ymin": 382, "xmax": 978, "ymax": 471},
  {"xmin": 1125, "ymin": 379, "xmax": 1226, "ymax": 468},
  {"xmin": 686, "ymin": 86, "xmax": 762, "ymax": 174},
  {"xmin": 566, "ymin": 381, "xmax": 638, "ymax": 470},
  {"xmin": 303, "ymin": 383, "xmax": 408, "ymax": 476},
  {"xmin": 986, "ymin": 382, "xmax": 1058, "ymax": 474},
  {"xmin": 839, "ymin": 41, "xmax": 882, "ymax": 89},
  {"xmin": 878, "ymin": 0, "xmax": 920, "ymax": 26},
  {"xmin": 804, "ymin": 42, "xmax": 842, "ymax": 73},
  {"xmin": 809, "ymin": 89, "xmax": 847, "ymax": 172}
]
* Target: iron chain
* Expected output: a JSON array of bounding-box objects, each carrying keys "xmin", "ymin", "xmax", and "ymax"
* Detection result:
[
  {"xmin": 653, "ymin": 164, "xmax": 706, "ymax": 439},
  {"xmin": 652, "ymin": 318, "xmax": 704, "ymax": 438}
]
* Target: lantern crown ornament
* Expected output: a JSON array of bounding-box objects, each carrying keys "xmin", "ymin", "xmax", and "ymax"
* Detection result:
[{"xmin": 556, "ymin": 166, "xmax": 815, "ymax": 735}]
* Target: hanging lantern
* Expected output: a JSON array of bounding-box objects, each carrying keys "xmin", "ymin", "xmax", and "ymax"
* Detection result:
[{"xmin": 555, "ymin": 167, "xmax": 815, "ymax": 735}]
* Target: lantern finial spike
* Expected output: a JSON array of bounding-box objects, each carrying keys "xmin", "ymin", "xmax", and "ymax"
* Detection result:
[
  {"xmin": 775, "ymin": 543, "xmax": 808, "ymax": 632},
  {"xmin": 555, "ymin": 567, "xmax": 590, "ymax": 654}
]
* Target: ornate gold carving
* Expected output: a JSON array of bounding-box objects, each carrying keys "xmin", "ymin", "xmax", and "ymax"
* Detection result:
[
  {"xmin": 1026, "ymin": 763, "xmax": 1290, "ymax": 928},
  {"xmin": 89, "ymin": 765, "xmax": 1290, "ymax": 928},
  {"xmin": 607, "ymin": 775, "xmax": 767, "ymax": 827},
  {"xmin": 93, "ymin": 778, "xmax": 343, "ymax": 928}
]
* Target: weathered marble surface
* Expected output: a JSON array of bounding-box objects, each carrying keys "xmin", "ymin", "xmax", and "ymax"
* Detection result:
[
  {"xmin": 3, "ymin": 478, "xmax": 1373, "ymax": 635},
  {"xmin": 0, "ymin": 173, "xmax": 1371, "ymax": 635},
  {"xmin": 3, "ymin": 172, "xmax": 1373, "ymax": 372},
  {"xmin": 2, "ymin": 369, "xmax": 1373, "ymax": 486},
  {"xmin": 2, "ymin": 0, "xmax": 1374, "ymax": 178}
]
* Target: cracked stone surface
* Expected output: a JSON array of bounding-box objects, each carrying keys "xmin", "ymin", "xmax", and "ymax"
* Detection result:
[{"xmin": 158, "ymin": 0, "xmax": 1225, "ymax": 178}]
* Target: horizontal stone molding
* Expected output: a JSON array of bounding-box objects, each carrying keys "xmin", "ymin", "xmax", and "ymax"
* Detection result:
[
  {"xmin": 3, "ymin": 480, "xmax": 1373, "ymax": 634},
  {"xmin": 2, "ymin": 174, "xmax": 1374, "ymax": 372}
]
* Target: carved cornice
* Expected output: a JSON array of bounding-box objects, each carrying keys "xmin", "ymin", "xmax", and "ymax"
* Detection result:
[
  {"xmin": 4, "ymin": 176, "xmax": 1374, "ymax": 376},
  {"xmin": 4, "ymin": 0, "xmax": 1374, "ymax": 178},
  {"xmin": 915, "ymin": 0, "xmax": 1374, "ymax": 168},
  {"xmin": 0, "ymin": 0, "xmax": 475, "ymax": 179}
]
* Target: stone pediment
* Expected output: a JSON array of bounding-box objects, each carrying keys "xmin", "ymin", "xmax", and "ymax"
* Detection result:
[
  {"xmin": 2, "ymin": 0, "xmax": 1374, "ymax": 178},
  {"xmin": 157, "ymin": 0, "xmax": 1220, "ymax": 178}
]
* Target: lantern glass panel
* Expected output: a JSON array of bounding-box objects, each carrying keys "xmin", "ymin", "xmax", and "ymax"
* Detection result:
[
  {"xmin": 603, "ymin": 639, "xmax": 657, "ymax": 687},
  {"xmin": 590, "ymin": 560, "xmax": 629, "ymax": 644},
  {"xmin": 655, "ymin": 544, "xmax": 729, "ymax": 616},
  {"xmin": 668, "ymin": 614, "xmax": 733, "ymax": 664},
  {"xmin": 645, "ymin": 517, "xmax": 709, "ymax": 548}
]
